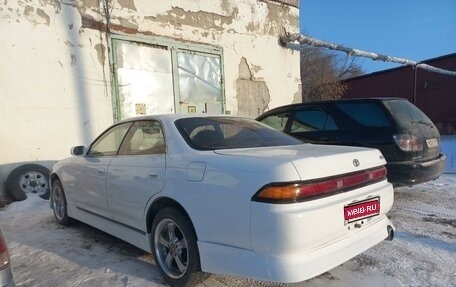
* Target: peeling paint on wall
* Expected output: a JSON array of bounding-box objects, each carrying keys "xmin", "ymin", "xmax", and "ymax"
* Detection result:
[
  {"xmin": 266, "ymin": 2, "xmax": 296, "ymax": 26},
  {"xmin": 71, "ymin": 53, "xmax": 77, "ymax": 66},
  {"xmin": 236, "ymin": 57, "xmax": 270, "ymax": 118},
  {"xmin": 220, "ymin": 0, "xmax": 231, "ymax": 13},
  {"xmin": 23, "ymin": 5, "xmax": 50, "ymax": 26},
  {"xmin": 119, "ymin": 18, "xmax": 139, "ymax": 30},
  {"xmin": 37, "ymin": 8, "xmax": 50, "ymax": 25},
  {"xmin": 40, "ymin": 0, "xmax": 61, "ymax": 13},
  {"xmin": 293, "ymin": 84, "xmax": 302, "ymax": 103},
  {"xmin": 94, "ymin": 43, "xmax": 106, "ymax": 66},
  {"xmin": 24, "ymin": 5, "xmax": 33, "ymax": 16},
  {"xmin": 117, "ymin": 0, "xmax": 137, "ymax": 11},
  {"xmin": 251, "ymin": 64, "xmax": 262, "ymax": 73},
  {"xmin": 80, "ymin": 0, "xmax": 99, "ymax": 11},
  {"xmin": 246, "ymin": 1, "xmax": 298, "ymax": 36},
  {"xmin": 146, "ymin": 6, "xmax": 239, "ymax": 31}
]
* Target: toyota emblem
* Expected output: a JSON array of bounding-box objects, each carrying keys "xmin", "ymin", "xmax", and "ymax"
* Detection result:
[{"xmin": 353, "ymin": 159, "xmax": 360, "ymax": 167}]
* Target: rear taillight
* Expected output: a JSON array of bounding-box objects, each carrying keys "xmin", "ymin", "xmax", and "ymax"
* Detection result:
[
  {"xmin": 0, "ymin": 233, "xmax": 10, "ymax": 270},
  {"xmin": 393, "ymin": 134, "xmax": 423, "ymax": 152},
  {"xmin": 253, "ymin": 166, "xmax": 387, "ymax": 203}
]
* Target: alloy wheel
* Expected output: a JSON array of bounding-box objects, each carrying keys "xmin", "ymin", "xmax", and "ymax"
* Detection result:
[
  {"xmin": 52, "ymin": 185, "xmax": 66, "ymax": 221},
  {"xmin": 154, "ymin": 218, "xmax": 189, "ymax": 279}
]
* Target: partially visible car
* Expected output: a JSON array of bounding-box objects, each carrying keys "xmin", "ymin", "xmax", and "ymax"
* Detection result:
[
  {"xmin": 257, "ymin": 98, "xmax": 446, "ymax": 187},
  {"xmin": 0, "ymin": 229, "xmax": 15, "ymax": 287},
  {"xmin": 50, "ymin": 114, "xmax": 394, "ymax": 287}
]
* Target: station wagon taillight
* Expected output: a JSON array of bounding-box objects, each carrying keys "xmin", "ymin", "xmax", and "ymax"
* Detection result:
[
  {"xmin": 0, "ymin": 233, "xmax": 10, "ymax": 270},
  {"xmin": 393, "ymin": 134, "xmax": 423, "ymax": 152},
  {"xmin": 253, "ymin": 166, "xmax": 387, "ymax": 203}
]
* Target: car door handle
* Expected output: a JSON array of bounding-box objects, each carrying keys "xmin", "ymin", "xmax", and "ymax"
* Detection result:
[
  {"xmin": 149, "ymin": 173, "xmax": 158, "ymax": 178},
  {"xmin": 97, "ymin": 168, "xmax": 105, "ymax": 174}
]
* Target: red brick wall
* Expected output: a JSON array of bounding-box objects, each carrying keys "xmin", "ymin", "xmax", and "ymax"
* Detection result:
[{"xmin": 343, "ymin": 54, "xmax": 456, "ymax": 134}]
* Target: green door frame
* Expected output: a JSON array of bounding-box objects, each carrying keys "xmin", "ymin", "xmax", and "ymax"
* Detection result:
[{"xmin": 108, "ymin": 34, "xmax": 225, "ymax": 122}]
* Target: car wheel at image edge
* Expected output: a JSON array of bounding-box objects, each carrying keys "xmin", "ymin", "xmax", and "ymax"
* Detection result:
[
  {"xmin": 5, "ymin": 163, "xmax": 50, "ymax": 201},
  {"xmin": 51, "ymin": 179, "xmax": 73, "ymax": 226},
  {"xmin": 152, "ymin": 207, "xmax": 208, "ymax": 287}
]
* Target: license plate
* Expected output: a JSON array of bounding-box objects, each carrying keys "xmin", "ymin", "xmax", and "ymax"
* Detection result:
[
  {"xmin": 426, "ymin": 138, "xmax": 438, "ymax": 148},
  {"xmin": 344, "ymin": 197, "xmax": 380, "ymax": 223}
]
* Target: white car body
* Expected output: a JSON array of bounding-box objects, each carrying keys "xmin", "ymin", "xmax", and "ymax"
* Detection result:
[{"xmin": 50, "ymin": 114, "xmax": 394, "ymax": 284}]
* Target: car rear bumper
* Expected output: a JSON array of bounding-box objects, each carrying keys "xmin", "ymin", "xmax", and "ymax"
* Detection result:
[
  {"xmin": 387, "ymin": 153, "xmax": 446, "ymax": 187},
  {"xmin": 198, "ymin": 180, "xmax": 394, "ymax": 283},
  {"xmin": 199, "ymin": 216, "xmax": 394, "ymax": 283}
]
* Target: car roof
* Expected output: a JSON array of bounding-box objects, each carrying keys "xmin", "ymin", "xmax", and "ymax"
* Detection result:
[
  {"xmin": 257, "ymin": 97, "xmax": 407, "ymax": 116},
  {"xmin": 117, "ymin": 113, "xmax": 241, "ymax": 124}
]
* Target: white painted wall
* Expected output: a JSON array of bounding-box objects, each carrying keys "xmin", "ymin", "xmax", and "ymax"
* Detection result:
[{"xmin": 0, "ymin": 0, "xmax": 300, "ymax": 194}]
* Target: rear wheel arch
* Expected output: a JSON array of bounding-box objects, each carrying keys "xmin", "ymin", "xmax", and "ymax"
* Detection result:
[
  {"xmin": 151, "ymin": 204, "xmax": 209, "ymax": 286},
  {"xmin": 146, "ymin": 197, "xmax": 195, "ymax": 235}
]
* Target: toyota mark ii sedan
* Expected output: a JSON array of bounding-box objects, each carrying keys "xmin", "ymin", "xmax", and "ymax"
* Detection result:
[{"xmin": 50, "ymin": 114, "xmax": 394, "ymax": 287}]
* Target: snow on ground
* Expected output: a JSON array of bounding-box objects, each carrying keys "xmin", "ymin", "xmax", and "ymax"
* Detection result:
[
  {"xmin": 441, "ymin": 135, "xmax": 456, "ymax": 173},
  {"xmin": 1, "ymin": 173, "xmax": 455, "ymax": 287}
]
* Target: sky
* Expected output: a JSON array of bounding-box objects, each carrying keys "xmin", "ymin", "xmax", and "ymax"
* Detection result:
[{"xmin": 300, "ymin": 0, "xmax": 456, "ymax": 74}]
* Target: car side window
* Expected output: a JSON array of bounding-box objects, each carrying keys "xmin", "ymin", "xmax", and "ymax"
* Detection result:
[
  {"xmin": 291, "ymin": 109, "xmax": 338, "ymax": 132},
  {"xmin": 87, "ymin": 122, "xmax": 133, "ymax": 157},
  {"xmin": 119, "ymin": 121, "xmax": 165, "ymax": 155},
  {"xmin": 258, "ymin": 112, "xmax": 290, "ymax": 131}
]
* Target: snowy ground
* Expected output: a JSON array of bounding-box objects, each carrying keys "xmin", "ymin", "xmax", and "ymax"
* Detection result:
[
  {"xmin": 1, "ymin": 173, "xmax": 455, "ymax": 287},
  {"xmin": 441, "ymin": 135, "xmax": 456, "ymax": 173}
]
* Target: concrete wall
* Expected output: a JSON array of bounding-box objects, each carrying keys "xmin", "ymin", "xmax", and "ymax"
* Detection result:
[{"xmin": 0, "ymin": 0, "xmax": 300, "ymax": 194}]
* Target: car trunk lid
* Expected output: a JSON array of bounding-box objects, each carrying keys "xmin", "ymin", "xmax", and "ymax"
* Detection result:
[{"xmin": 215, "ymin": 144, "xmax": 386, "ymax": 181}]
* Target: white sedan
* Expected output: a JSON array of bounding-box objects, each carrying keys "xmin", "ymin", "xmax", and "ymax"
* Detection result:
[{"xmin": 50, "ymin": 114, "xmax": 394, "ymax": 287}]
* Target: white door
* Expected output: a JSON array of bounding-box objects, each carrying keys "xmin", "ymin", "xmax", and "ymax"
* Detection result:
[
  {"xmin": 69, "ymin": 122, "xmax": 132, "ymax": 218},
  {"xmin": 106, "ymin": 120, "xmax": 166, "ymax": 230}
]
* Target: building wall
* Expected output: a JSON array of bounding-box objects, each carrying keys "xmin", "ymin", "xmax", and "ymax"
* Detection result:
[
  {"xmin": 343, "ymin": 54, "xmax": 456, "ymax": 134},
  {"xmin": 0, "ymin": 0, "xmax": 300, "ymax": 194}
]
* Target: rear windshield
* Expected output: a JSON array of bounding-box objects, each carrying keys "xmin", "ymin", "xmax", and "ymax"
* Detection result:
[
  {"xmin": 383, "ymin": 100, "xmax": 433, "ymax": 127},
  {"xmin": 334, "ymin": 102, "xmax": 391, "ymax": 128},
  {"xmin": 175, "ymin": 117, "xmax": 302, "ymax": 150}
]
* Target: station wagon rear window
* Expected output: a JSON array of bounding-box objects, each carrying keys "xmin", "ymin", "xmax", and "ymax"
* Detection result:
[
  {"xmin": 335, "ymin": 102, "xmax": 391, "ymax": 128},
  {"xmin": 383, "ymin": 100, "xmax": 434, "ymax": 127}
]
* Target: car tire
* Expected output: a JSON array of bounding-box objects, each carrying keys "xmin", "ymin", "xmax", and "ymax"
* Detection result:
[
  {"xmin": 5, "ymin": 164, "xmax": 50, "ymax": 201},
  {"xmin": 152, "ymin": 207, "xmax": 208, "ymax": 287},
  {"xmin": 51, "ymin": 179, "xmax": 73, "ymax": 226}
]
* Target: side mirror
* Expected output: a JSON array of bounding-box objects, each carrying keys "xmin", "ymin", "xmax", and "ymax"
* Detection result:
[{"xmin": 71, "ymin": 146, "xmax": 86, "ymax": 156}]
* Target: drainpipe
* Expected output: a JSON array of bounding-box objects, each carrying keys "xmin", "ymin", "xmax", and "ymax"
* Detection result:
[
  {"xmin": 412, "ymin": 63, "xmax": 421, "ymax": 105},
  {"xmin": 412, "ymin": 64, "xmax": 417, "ymax": 105}
]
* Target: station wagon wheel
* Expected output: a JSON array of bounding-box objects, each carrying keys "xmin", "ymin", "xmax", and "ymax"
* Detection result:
[
  {"xmin": 51, "ymin": 179, "xmax": 73, "ymax": 226},
  {"xmin": 152, "ymin": 208, "xmax": 208, "ymax": 287}
]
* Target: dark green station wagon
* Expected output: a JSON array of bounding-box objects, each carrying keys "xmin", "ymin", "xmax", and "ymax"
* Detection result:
[{"xmin": 257, "ymin": 98, "xmax": 446, "ymax": 187}]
